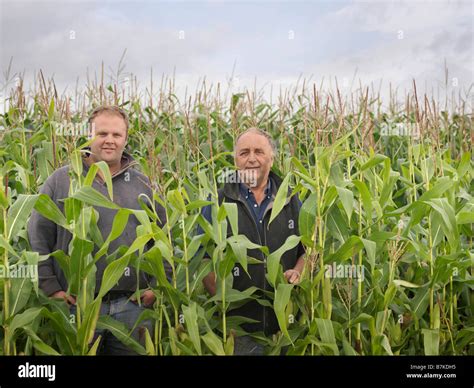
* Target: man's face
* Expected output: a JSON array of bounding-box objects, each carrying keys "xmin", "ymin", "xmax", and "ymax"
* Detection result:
[
  {"xmin": 89, "ymin": 113, "xmax": 127, "ymax": 167},
  {"xmin": 234, "ymin": 132, "xmax": 274, "ymax": 187}
]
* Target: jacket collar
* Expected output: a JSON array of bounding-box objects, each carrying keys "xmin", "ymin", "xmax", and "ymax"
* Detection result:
[
  {"xmin": 239, "ymin": 176, "xmax": 272, "ymax": 199},
  {"xmin": 82, "ymin": 150, "xmax": 138, "ymax": 180}
]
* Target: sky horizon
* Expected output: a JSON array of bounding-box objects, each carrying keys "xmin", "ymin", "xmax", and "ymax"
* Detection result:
[{"xmin": 0, "ymin": 0, "xmax": 472, "ymax": 109}]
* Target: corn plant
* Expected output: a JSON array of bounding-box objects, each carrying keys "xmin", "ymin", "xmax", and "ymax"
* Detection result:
[{"xmin": 0, "ymin": 70, "xmax": 472, "ymax": 355}]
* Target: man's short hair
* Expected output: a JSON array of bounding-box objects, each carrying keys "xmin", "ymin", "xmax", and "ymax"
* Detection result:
[
  {"xmin": 235, "ymin": 127, "xmax": 277, "ymax": 157},
  {"xmin": 88, "ymin": 105, "xmax": 129, "ymax": 132}
]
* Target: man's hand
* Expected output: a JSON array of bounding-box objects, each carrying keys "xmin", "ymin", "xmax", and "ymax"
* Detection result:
[
  {"xmin": 51, "ymin": 291, "xmax": 76, "ymax": 305},
  {"xmin": 132, "ymin": 290, "xmax": 156, "ymax": 307},
  {"xmin": 284, "ymin": 269, "xmax": 301, "ymax": 284},
  {"xmin": 203, "ymin": 272, "xmax": 217, "ymax": 296}
]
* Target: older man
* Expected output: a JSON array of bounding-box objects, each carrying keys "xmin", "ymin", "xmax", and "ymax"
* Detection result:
[
  {"xmin": 28, "ymin": 105, "xmax": 166, "ymax": 355},
  {"xmin": 201, "ymin": 128, "xmax": 305, "ymax": 355}
]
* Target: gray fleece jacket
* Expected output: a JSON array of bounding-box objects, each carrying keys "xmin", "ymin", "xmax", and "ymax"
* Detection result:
[{"xmin": 28, "ymin": 152, "xmax": 167, "ymax": 297}]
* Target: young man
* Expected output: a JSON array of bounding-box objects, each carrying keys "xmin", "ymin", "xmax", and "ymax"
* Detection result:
[
  {"xmin": 201, "ymin": 128, "xmax": 305, "ymax": 355},
  {"xmin": 28, "ymin": 106, "xmax": 166, "ymax": 355}
]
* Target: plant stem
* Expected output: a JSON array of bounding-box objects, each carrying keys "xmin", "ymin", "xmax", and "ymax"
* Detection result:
[{"xmin": 3, "ymin": 207, "xmax": 11, "ymax": 355}]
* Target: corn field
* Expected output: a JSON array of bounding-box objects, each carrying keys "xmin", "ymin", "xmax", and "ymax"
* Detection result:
[{"xmin": 0, "ymin": 71, "xmax": 473, "ymax": 356}]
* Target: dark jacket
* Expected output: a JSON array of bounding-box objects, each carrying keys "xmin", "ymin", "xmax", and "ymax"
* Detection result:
[
  {"xmin": 28, "ymin": 153, "xmax": 167, "ymax": 297},
  {"xmin": 216, "ymin": 171, "xmax": 304, "ymax": 335}
]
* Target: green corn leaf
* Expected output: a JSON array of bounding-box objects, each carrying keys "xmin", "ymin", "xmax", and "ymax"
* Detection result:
[
  {"xmin": 96, "ymin": 315, "xmax": 147, "ymax": 355},
  {"xmin": 83, "ymin": 161, "xmax": 114, "ymax": 201},
  {"xmin": 422, "ymin": 329, "xmax": 440, "ymax": 355},
  {"xmin": 34, "ymin": 193, "xmax": 68, "ymax": 229},
  {"xmin": 69, "ymin": 237, "xmax": 94, "ymax": 295},
  {"xmin": 71, "ymin": 186, "xmax": 120, "ymax": 209},
  {"xmin": 315, "ymin": 318, "xmax": 339, "ymax": 355},
  {"xmin": 274, "ymin": 283, "xmax": 294, "ymax": 341},
  {"xmin": 336, "ymin": 186, "xmax": 354, "ymax": 222},
  {"xmin": 268, "ymin": 173, "xmax": 291, "ymax": 227},
  {"xmin": 423, "ymin": 198, "xmax": 459, "ymax": 250},
  {"xmin": 223, "ymin": 202, "xmax": 238, "ymax": 236},
  {"xmin": 97, "ymin": 254, "xmax": 131, "ymax": 298},
  {"xmin": 182, "ymin": 302, "xmax": 202, "ymax": 355},
  {"xmin": 266, "ymin": 234, "xmax": 301, "ymax": 288},
  {"xmin": 202, "ymin": 331, "xmax": 226, "ymax": 355},
  {"xmin": 7, "ymin": 194, "xmax": 39, "ymax": 240},
  {"xmin": 77, "ymin": 299, "xmax": 102, "ymax": 353},
  {"xmin": 298, "ymin": 192, "xmax": 317, "ymax": 238}
]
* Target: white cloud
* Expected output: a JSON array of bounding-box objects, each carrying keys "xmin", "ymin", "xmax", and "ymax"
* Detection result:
[
  {"xmin": 0, "ymin": 0, "xmax": 471, "ymax": 109},
  {"xmin": 332, "ymin": 0, "xmax": 469, "ymax": 34},
  {"xmin": 301, "ymin": 0, "xmax": 473, "ymax": 102}
]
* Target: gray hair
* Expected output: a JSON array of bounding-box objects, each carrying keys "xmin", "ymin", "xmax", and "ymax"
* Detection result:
[{"xmin": 235, "ymin": 127, "xmax": 277, "ymax": 157}]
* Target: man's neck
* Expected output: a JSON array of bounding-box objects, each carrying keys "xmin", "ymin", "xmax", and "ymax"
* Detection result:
[
  {"xmin": 85, "ymin": 156, "xmax": 122, "ymax": 179},
  {"xmin": 108, "ymin": 161, "xmax": 122, "ymax": 176}
]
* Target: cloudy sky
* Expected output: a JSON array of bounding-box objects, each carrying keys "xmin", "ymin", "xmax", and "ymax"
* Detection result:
[{"xmin": 0, "ymin": 0, "xmax": 472, "ymax": 104}]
